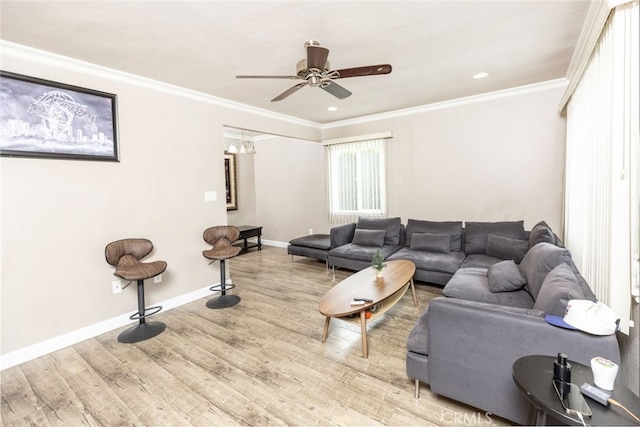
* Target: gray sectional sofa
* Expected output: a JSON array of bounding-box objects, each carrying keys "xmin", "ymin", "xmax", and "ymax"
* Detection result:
[{"xmin": 323, "ymin": 217, "xmax": 620, "ymax": 425}]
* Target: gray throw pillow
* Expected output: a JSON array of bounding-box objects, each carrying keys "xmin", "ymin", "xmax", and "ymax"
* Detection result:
[
  {"xmin": 529, "ymin": 221, "xmax": 556, "ymax": 248},
  {"xmin": 352, "ymin": 229, "xmax": 386, "ymax": 247},
  {"xmin": 486, "ymin": 234, "xmax": 529, "ymax": 263},
  {"xmin": 464, "ymin": 221, "xmax": 526, "ymax": 255},
  {"xmin": 357, "ymin": 217, "xmax": 402, "ymax": 245},
  {"xmin": 518, "ymin": 242, "xmax": 572, "ymax": 300},
  {"xmin": 405, "ymin": 219, "xmax": 463, "ymax": 251},
  {"xmin": 487, "ymin": 260, "xmax": 526, "ymax": 292},
  {"xmin": 533, "ymin": 263, "xmax": 586, "ymax": 316},
  {"xmin": 410, "ymin": 233, "xmax": 451, "ymax": 254}
]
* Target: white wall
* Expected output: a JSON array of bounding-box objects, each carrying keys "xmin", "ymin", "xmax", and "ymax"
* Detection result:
[
  {"xmin": 0, "ymin": 43, "xmax": 319, "ymax": 360},
  {"xmin": 321, "ymin": 83, "xmax": 568, "ymax": 233},
  {"xmin": 225, "ymin": 143, "xmax": 257, "ymax": 227},
  {"xmin": 253, "ymin": 135, "xmax": 329, "ymax": 242},
  {"xmin": 0, "ymin": 42, "xmax": 568, "ymax": 366}
]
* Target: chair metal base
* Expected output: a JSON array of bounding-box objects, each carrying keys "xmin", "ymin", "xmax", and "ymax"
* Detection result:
[
  {"xmin": 117, "ymin": 321, "xmax": 166, "ymax": 343},
  {"xmin": 206, "ymin": 294, "xmax": 241, "ymax": 309}
]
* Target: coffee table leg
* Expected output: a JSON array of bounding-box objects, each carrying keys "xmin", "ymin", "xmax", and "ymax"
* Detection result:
[
  {"xmin": 360, "ymin": 310, "xmax": 368, "ymax": 358},
  {"xmin": 409, "ymin": 279, "xmax": 418, "ymax": 306},
  {"xmin": 322, "ymin": 316, "xmax": 331, "ymax": 342}
]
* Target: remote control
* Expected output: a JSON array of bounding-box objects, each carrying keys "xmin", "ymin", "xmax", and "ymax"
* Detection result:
[
  {"xmin": 354, "ymin": 298, "xmax": 373, "ymax": 303},
  {"xmin": 580, "ymin": 383, "xmax": 611, "ymax": 406},
  {"xmin": 350, "ymin": 300, "xmax": 366, "ymax": 306}
]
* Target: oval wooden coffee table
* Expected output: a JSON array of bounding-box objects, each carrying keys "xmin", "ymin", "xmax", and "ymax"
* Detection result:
[{"xmin": 319, "ymin": 260, "xmax": 417, "ymax": 358}]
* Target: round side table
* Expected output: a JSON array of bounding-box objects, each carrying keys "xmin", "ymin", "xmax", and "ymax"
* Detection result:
[{"xmin": 512, "ymin": 355, "xmax": 639, "ymax": 426}]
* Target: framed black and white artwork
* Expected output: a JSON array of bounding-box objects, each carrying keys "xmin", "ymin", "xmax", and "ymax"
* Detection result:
[{"xmin": 0, "ymin": 71, "xmax": 119, "ymax": 161}]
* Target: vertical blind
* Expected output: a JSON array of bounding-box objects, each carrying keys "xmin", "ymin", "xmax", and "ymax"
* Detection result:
[
  {"xmin": 325, "ymin": 137, "xmax": 388, "ymax": 224},
  {"xmin": 564, "ymin": 0, "xmax": 639, "ymax": 334}
]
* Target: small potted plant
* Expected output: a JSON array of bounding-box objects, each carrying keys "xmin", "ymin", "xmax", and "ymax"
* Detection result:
[{"xmin": 371, "ymin": 249, "xmax": 386, "ymax": 278}]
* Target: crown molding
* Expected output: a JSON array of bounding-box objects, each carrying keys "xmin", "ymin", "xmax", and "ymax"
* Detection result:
[
  {"xmin": 558, "ymin": 0, "xmax": 634, "ymax": 110},
  {"xmin": 320, "ymin": 79, "xmax": 569, "ymax": 129},
  {"xmin": 1, "ymin": 40, "xmax": 570, "ymax": 133},
  {"xmin": 0, "ymin": 40, "xmax": 319, "ymax": 129}
]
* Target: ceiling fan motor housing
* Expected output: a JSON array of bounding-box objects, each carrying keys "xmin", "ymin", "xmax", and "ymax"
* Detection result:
[{"xmin": 296, "ymin": 58, "xmax": 330, "ymax": 76}]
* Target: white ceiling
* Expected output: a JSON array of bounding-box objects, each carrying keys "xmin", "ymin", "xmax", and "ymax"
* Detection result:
[{"xmin": 0, "ymin": 1, "xmax": 591, "ymax": 124}]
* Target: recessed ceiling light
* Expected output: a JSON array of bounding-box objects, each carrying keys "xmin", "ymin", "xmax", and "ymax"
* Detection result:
[
  {"xmin": 327, "ymin": 106, "xmax": 338, "ymax": 111},
  {"xmin": 473, "ymin": 72, "xmax": 489, "ymax": 79}
]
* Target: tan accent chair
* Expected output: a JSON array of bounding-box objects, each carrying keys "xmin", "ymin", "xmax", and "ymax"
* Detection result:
[
  {"xmin": 105, "ymin": 238, "xmax": 167, "ymax": 343},
  {"xmin": 203, "ymin": 226, "xmax": 241, "ymax": 308}
]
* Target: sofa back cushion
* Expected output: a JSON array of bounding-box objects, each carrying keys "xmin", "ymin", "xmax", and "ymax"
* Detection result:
[
  {"xmin": 518, "ymin": 242, "xmax": 572, "ymax": 300},
  {"xmin": 529, "ymin": 220, "xmax": 557, "ymax": 248},
  {"xmin": 357, "ymin": 216, "xmax": 402, "ymax": 245},
  {"xmin": 410, "ymin": 232, "xmax": 451, "ymax": 254},
  {"xmin": 464, "ymin": 221, "xmax": 526, "ymax": 255},
  {"xmin": 533, "ymin": 263, "xmax": 586, "ymax": 316},
  {"xmin": 486, "ymin": 235, "xmax": 529, "ymax": 263},
  {"xmin": 405, "ymin": 219, "xmax": 463, "ymax": 252}
]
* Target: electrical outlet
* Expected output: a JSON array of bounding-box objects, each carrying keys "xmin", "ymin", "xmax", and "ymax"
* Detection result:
[
  {"xmin": 154, "ymin": 274, "xmax": 162, "ymax": 284},
  {"xmin": 112, "ymin": 280, "xmax": 122, "ymax": 294}
]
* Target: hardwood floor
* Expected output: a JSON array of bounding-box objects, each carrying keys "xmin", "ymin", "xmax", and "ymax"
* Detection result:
[{"xmin": 1, "ymin": 246, "xmax": 509, "ymax": 426}]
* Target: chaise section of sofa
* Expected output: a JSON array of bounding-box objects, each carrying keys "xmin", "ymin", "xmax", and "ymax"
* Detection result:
[{"xmin": 407, "ymin": 297, "xmax": 620, "ymax": 425}]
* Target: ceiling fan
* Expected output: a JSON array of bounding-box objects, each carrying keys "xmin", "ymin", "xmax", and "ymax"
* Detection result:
[{"xmin": 236, "ymin": 40, "xmax": 392, "ymax": 102}]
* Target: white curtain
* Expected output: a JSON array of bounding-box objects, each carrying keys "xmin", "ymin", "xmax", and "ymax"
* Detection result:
[
  {"xmin": 326, "ymin": 138, "xmax": 387, "ymax": 224},
  {"xmin": 564, "ymin": 0, "xmax": 639, "ymax": 334}
]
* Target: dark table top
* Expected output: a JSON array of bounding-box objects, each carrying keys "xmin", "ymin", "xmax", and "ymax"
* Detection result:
[
  {"xmin": 236, "ymin": 225, "xmax": 262, "ymax": 232},
  {"xmin": 513, "ymin": 355, "xmax": 640, "ymax": 426}
]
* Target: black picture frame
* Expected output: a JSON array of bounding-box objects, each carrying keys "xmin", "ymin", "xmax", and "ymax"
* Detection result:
[
  {"xmin": 225, "ymin": 152, "xmax": 238, "ymax": 211},
  {"xmin": 0, "ymin": 71, "xmax": 119, "ymax": 161}
]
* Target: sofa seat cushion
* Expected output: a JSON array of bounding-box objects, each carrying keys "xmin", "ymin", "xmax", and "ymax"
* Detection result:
[
  {"xmin": 518, "ymin": 242, "xmax": 572, "ymax": 300},
  {"xmin": 443, "ymin": 268, "xmax": 535, "ymax": 309},
  {"xmin": 405, "ymin": 219, "xmax": 463, "ymax": 252},
  {"xmin": 387, "ymin": 247, "xmax": 465, "ymax": 274},
  {"xmin": 328, "ymin": 243, "xmax": 401, "ymax": 262},
  {"xmin": 288, "ymin": 234, "xmax": 330, "ymax": 250},
  {"xmin": 464, "ymin": 221, "xmax": 526, "ymax": 255},
  {"xmin": 459, "ymin": 253, "xmax": 503, "ymax": 269},
  {"xmin": 406, "ymin": 305, "xmax": 430, "ymax": 356}
]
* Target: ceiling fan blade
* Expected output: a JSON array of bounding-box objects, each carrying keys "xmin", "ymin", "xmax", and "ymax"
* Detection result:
[
  {"xmin": 271, "ymin": 82, "xmax": 308, "ymax": 102},
  {"xmin": 307, "ymin": 45, "xmax": 329, "ymax": 70},
  {"xmin": 321, "ymin": 81, "xmax": 352, "ymax": 99},
  {"xmin": 334, "ymin": 64, "xmax": 392, "ymax": 79},
  {"xmin": 236, "ymin": 75, "xmax": 301, "ymax": 79}
]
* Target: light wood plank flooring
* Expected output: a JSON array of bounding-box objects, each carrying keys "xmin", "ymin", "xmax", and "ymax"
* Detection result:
[{"xmin": 1, "ymin": 246, "xmax": 509, "ymax": 426}]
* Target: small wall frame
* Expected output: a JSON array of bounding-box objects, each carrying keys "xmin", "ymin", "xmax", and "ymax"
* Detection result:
[{"xmin": 224, "ymin": 152, "xmax": 238, "ymax": 210}]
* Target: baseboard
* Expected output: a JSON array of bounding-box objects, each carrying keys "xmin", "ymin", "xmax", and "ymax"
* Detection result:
[
  {"xmin": 0, "ymin": 244, "xmax": 291, "ymax": 371},
  {"xmin": 262, "ymin": 239, "xmax": 287, "ymax": 248},
  {"xmin": 0, "ymin": 284, "xmax": 216, "ymax": 371}
]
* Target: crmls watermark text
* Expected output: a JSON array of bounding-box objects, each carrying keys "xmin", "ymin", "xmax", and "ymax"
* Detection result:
[{"xmin": 440, "ymin": 410, "xmax": 494, "ymax": 425}]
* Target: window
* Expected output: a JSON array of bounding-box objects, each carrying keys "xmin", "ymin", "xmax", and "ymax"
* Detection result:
[
  {"xmin": 325, "ymin": 136, "xmax": 388, "ymax": 224},
  {"xmin": 563, "ymin": 0, "xmax": 639, "ymax": 334}
]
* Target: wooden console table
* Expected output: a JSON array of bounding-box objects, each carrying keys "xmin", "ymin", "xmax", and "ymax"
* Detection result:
[{"xmin": 233, "ymin": 225, "xmax": 262, "ymax": 253}]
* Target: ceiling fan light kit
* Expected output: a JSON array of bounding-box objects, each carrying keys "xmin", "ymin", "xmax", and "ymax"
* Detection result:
[{"xmin": 236, "ymin": 40, "xmax": 392, "ymax": 102}]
